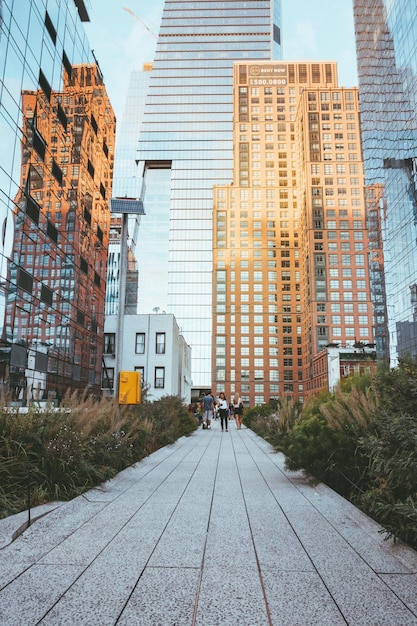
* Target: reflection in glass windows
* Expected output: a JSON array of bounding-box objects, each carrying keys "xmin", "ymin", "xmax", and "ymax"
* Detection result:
[
  {"xmin": 0, "ymin": 0, "xmax": 115, "ymax": 402},
  {"xmin": 354, "ymin": 0, "xmax": 417, "ymax": 363}
]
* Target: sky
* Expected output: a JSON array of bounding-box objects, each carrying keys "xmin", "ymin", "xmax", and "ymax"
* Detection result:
[{"xmin": 84, "ymin": 0, "xmax": 358, "ymax": 121}]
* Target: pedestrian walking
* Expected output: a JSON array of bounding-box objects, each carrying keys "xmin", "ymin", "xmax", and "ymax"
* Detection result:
[
  {"xmin": 232, "ymin": 392, "xmax": 244, "ymax": 429},
  {"xmin": 217, "ymin": 392, "xmax": 229, "ymax": 432},
  {"xmin": 201, "ymin": 391, "xmax": 214, "ymax": 429}
]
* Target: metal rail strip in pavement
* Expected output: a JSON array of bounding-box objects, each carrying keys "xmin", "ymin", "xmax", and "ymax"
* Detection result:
[{"xmin": 1, "ymin": 421, "xmax": 417, "ymax": 625}]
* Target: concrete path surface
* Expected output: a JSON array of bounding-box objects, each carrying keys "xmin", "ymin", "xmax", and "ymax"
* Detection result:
[{"xmin": 1, "ymin": 421, "xmax": 417, "ymax": 625}]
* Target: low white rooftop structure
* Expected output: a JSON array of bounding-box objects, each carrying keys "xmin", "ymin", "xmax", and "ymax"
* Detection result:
[{"xmin": 102, "ymin": 313, "xmax": 191, "ymax": 403}]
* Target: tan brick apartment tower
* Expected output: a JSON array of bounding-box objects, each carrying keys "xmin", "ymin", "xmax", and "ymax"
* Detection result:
[{"xmin": 212, "ymin": 62, "xmax": 373, "ymax": 406}]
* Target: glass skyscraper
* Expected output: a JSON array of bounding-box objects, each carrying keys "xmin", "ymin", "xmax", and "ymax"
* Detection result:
[
  {"xmin": 106, "ymin": 69, "xmax": 151, "ymax": 318},
  {"xmin": 353, "ymin": 0, "xmax": 417, "ymax": 364},
  {"xmin": 137, "ymin": 0, "xmax": 282, "ymax": 388},
  {"xmin": 0, "ymin": 0, "xmax": 115, "ymax": 401}
]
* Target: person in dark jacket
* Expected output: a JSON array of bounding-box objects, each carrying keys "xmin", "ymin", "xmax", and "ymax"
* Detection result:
[{"xmin": 202, "ymin": 391, "xmax": 214, "ymax": 428}]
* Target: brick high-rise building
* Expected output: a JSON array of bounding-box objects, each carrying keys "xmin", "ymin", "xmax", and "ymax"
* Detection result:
[{"xmin": 212, "ymin": 61, "xmax": 373, "ymax": 405}]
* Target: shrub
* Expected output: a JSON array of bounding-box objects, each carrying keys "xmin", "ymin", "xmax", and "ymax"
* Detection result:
[
  {"xmin": 357, "ymin": 410, "xmax": 417, "ymax": 547},
  {"xmin": 280, "ymin": 360, "xmax": 417, "ymax": 549},
  {"xmin": 283, "ymin": 394, "xmax": 356, "ymax": 494},
  {"xmin": 243, "ymin": 398, "xmax": 301, "ymax": 449},
  {"xmin": 0, "ymin": 394, "xmax": 197, "ymax": 518}
]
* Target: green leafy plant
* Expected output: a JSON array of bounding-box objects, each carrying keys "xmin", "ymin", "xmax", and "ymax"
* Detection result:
[
  {"xmin": 243, "ymin": 398, "xmax": 301, "ymax": 448},
  {"xmin": 0, "ymin": 394, "xmax": 197, "ymax": 519},
  {"xmin": 247, "ymin": 359, "xmax": 417, "ymax": 549}
]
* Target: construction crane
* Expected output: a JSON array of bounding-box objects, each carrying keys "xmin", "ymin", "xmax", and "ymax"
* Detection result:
[{"xmin": 122, "ymin": 6, "xmax": 158, "ymax": 40}]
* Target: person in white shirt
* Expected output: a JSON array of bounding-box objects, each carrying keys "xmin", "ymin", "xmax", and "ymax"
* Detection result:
[{"xmin": 217, "ymin": 392, "xmax": 229, "ymax": 432}]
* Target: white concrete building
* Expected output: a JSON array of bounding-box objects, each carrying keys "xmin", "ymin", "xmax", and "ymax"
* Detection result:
[{"xmin": 102, "ymin": 314, "xmax": 192, "ymax": 403}]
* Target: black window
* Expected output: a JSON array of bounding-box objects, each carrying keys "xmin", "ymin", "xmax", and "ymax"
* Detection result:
[
  {"xmin": 155, "ymin": 367, "xmax": 165, "ymax": 389},
  {"xmin": 135, "ymin": 333, "xmax": 145, "ymax": 354},
  {"xmin": 104, "ymin": 333, "xmax": 115, "ymax": 354},
  {"xmin": 156, "ymin": 332, "xmax": 166, "ymax": 354}
]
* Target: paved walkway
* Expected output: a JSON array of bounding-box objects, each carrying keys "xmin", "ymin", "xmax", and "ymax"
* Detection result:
[{"xmin": 1, "ymin": 421, "xmax": 417, "ymax": 625}]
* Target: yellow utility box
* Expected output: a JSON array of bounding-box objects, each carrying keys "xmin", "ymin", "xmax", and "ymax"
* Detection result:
[{"xmin": 118, "ymin": 371, "xmax": 141, "ymax": 404}]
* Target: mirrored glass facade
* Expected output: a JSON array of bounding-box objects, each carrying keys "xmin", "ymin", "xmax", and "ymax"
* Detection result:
[
  {"xmin": 0, "ymin": 0, "xmax": 115, "ymax": 402},
  {"xmin": 353, "ymin": 0, "xmax": 417, "ymax": 364},
  {"xmin": 105, "ymin": 69, "xmax": 151, "ymax": 317},
  {"xmin": 137, "ymin": 0, "xmax": 282, "ymax": 387}
]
